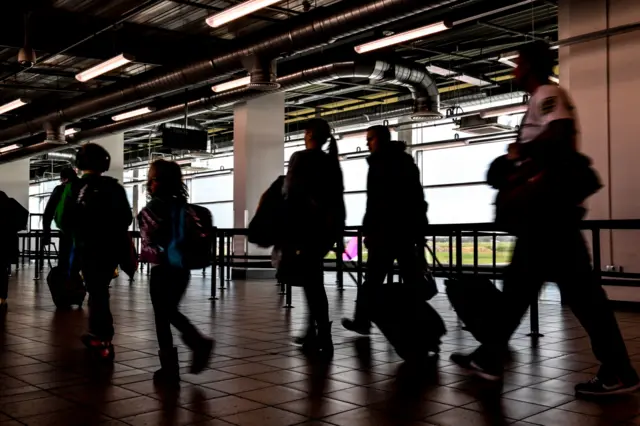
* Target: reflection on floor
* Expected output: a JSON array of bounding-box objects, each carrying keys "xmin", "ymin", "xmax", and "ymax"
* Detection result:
[{"xmin": 1, "ymin": 265, "xmax": 640, "ymax": 426}]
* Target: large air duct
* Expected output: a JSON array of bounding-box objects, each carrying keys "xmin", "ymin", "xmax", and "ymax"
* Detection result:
[
  {"xmin": 0, "ymin": 0, "xmax": 457, "ymax": 145},
  {"xmin": 0, "ymin": 60, "xmax": 439, "ymax": 164}
]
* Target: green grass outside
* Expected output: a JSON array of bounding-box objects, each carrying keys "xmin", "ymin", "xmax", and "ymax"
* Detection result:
[{"xmin": 328, "ymin": 241, "xmax": 515, "ymax": 266}]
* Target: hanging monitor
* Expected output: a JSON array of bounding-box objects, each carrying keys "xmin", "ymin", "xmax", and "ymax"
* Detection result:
[{"xmin": 162, "ymin": 126, "xmax": 208, "ymax": 151}]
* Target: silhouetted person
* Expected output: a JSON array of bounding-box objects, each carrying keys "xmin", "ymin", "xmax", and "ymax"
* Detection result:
[
  {"xmin": 282, "ymin": 118, "xmax": 345, "ymax": 358},
  {"xmin": 57, "ymin": 144, "xmax": 132, "ymax": 361},
  {"xmin": 138, "ymin": 160, "xmax": 214, "ymax": 387},
  {"xmin": 0, "ymin": 191, "xmax": 28, "ymax": 316},
  {"xmin": 43, "ymin": 167, "xmax": 78, "ymax": 271},
  {"xmin": 451, "ymin": 42, "xmax": 639, "ymax": 397},
  {"xmin": 342, "ymin": 126, "xmax": 428, "ymax": 334}
]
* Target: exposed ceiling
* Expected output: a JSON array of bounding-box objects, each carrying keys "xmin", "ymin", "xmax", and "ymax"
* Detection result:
[{"xmin": 0, "ymin": 0, "xmax": 560, "ymax": 179}]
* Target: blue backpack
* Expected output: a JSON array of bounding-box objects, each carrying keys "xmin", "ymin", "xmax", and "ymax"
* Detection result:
[{"xmin": 167, "ymin": 204, "xmax": 214, "ymax": 270}]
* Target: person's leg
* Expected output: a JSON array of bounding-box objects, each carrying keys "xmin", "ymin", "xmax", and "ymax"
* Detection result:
[
  {"xmin": 344, "ymin": 243, "xmax": 394, "ymax": 331},
  {"xmin": 451, "ymin": 234, "xmax": 544, "ymax": 379},
  {"xmin": 83, "ymin": 258, "xmax": 116, "ymax": 339},
  {"xmin": 150, "ymin": 265, "xmax": 175, "ymax": 350},
  {"xmin": 0, "ymin": 257, "xmax": 9, "ymax": 315},
  {"xmin": 556, "ymin": 230, "xmax": 639, "ymax": 395},
  {"xmin": 82, "ymin": 259, "xmax": 116, "ymax": 359},
  {"xmin": 298, "ymin": 251, "xmax": 333, "ymax": 356}
]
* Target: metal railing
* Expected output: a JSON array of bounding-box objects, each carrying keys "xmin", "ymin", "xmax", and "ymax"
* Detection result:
[{"xmin": 15, "ymin": 219, "xmax": 640, "ymax": 337}]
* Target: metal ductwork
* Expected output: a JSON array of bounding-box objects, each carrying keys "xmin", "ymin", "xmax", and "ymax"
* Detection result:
[
  {"xmin": 0, "ymin": 60, "xmax": 439, "ymax": 164},
  {"xmin": 243, "ymin": 56, "xmax": 279, "ymax": 90},
  {"xmin": 43, "ymin": 123, "xmax": 66, "ymax": 145},
  {"xmin": 0, "ymin": 0, "xmax": 458, "ymax": 145}
]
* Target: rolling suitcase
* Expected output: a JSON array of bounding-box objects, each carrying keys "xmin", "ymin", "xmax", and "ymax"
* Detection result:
[
  {"xmin": 46, "ymin": 244, "xmax": 86, "ymax": 309},
  {"xmin": 371, "ymin": 284, "xmax": 446, "ymax": 363},
  {"xmin": 424, "ymin": 244, "xmax": 504, "ymax": 344}
]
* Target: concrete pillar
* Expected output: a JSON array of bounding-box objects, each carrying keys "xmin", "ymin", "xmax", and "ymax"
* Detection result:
[
  {"xmin": 560, "ymin": 0, "xmax": 640, "ymax": 300},
  {"xmin": 233, "ymin": 92, "xmax": 285, "ymax": 276},
  {"xmin": 397, "ymin": 117, "xmax": 413, "ymax": 146},
  {"xmin": 90, "ymin": 134, "xmax": 124, "ymax": 182},
  {"xmin": 0, "ymin": 159, "xmax": 29, "ymax": 210}
]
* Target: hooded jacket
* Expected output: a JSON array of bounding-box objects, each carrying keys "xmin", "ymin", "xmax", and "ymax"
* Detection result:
[{"xmin": 362, "ymin": 141, "xmax": 428, "ymax": 240}]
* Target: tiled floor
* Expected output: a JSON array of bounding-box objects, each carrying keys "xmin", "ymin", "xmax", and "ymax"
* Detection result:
[{"xmin": 2, "ymin": 265, "xmax": 640, "ymax": 425}]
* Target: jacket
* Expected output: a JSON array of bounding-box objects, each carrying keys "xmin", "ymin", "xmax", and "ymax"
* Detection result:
[
  {"xmin": 138, "ymin": 196, "xmax": 183, "ymax": 265},
  {"xmin": 283, "ymin": 148, "xmax": 346, "ymax": 254},
  {"xmin": 362, "ymin": 141, "xmax": 428, "ymax": 240}
]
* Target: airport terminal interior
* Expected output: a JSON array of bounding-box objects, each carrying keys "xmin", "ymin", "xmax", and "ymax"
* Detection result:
[{"xmin": 2, "ymin": 0, "xmax": 640, "ymax": 424}]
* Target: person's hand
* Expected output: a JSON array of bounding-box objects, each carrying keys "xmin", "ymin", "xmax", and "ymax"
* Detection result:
[{"xmin": 507, "ymin": 142, "xmax": 520, "ymax": 160}]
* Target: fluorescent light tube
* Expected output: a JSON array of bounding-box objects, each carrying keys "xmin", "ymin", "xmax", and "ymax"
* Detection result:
[
  {"xmin": 0, "ymin": 143, "xmax": 22, "ymax": 153},
  {"xmin": 212, "ymin": 76, "xmax": 251, "ymax": 93},
  {"xmin": 206, "ymin": 0, "xmax": 284, "ymax": 28},
  {"xmin": 0, "ymin": 98, "xmax": 28, "ymax": 115},
  {"xmin": 112, "ymin": 107, "xmax": 154, "ymax": 122},
  {"xmin": 355, "ymin": 21, "xmax": 451, "ymax": 54},
  {"xmin": 75, "ymin": 53, "xmax": 134, "ymax": 82},
  {"xmin": 480, "ymin": 104, "xmax": 528, "ymax": 119},
  {"xmin": 64, "ymin": 128, "xmax": 79, "ymax": 136},
  {"xmin": 427, "ymin": 65, "xmax": 491, "ymax": 86}
]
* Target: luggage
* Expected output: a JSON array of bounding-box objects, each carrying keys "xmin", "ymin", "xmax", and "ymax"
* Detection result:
[
  {"xmin": 168, "ymin": 204, "xmax": 214, "ymax": 270},
  {"xmin": 248, "ymin": 176, "xmax": 286, "ymax": 248},
  {"xmin": 445, "ymin": 276, "xmax": 503, "ymax": 343},
  {"xmin": 119, "ymin": 232, "xmax": 139, "ymax": 279},
  {"xmin": 371, "ymin": 284, "xmax": 446, "ymax": 363},
  {"xmin": 47, "ymin": 266, "xmax": 86, "ymax": 309}
]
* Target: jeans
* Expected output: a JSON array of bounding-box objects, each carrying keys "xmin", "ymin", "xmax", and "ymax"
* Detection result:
[
  {"xmin": 477, "ymin": 226, "xmax": 631, "ymax": 373},
  {"xmin": 354, "ymin": 239, "xmax": 423, "ymax": 326},
  {"xmin": 82, "ymin": 258, "xmax": 117, "ymax": 341},
  {"xmin": 150, "ymin": 265, "xmax": 202, "ymax": 350}
]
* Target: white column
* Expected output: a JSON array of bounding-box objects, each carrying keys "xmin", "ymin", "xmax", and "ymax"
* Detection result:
[
  {"xmin": 90, "ymin": 134, "xmax": 124, "ymax": 182},
  {"xmin": 0, "ymin": 159, "xmax": 29, "ymax": 210},
  {"xmin": 560, "ymin": 0, "xmax": 640, "ymax": 301},
  {"xmin": 233, "ymin": 92, "xmax": 285, "ymax": 262}
]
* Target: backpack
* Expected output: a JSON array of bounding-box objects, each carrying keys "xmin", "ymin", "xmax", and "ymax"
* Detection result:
[
  {"xmin": 248, "ymin": 176, "xmax": 286, "ymax": 248},
  {"xmin": 167, "ymin": 204, "xmax": 214, "ymax": 270},
  {"xmin": 7, "ymin": 198, "xmax": 28, "ymax": 232}
]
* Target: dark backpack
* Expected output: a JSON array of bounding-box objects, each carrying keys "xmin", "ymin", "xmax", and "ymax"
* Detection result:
[
  {"xmin": 167, "ymin": 204, "xmax": 214, "ymax": 270},
  {"xmin": 7, "ymin": 198, "xmax": 28, "ymax": 232},
  {"xmin": 248, "ymin": 176, "xmax": 286, "ymax": 248}
]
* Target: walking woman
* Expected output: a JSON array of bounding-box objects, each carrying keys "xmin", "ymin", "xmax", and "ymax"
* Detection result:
[
  {"xmin": 282, "ymin": 118, "xmax": 345, "ymax": 357},
  {"xmin": 138, "ymin": 160, "xmax": 214, "ymax": 386}
]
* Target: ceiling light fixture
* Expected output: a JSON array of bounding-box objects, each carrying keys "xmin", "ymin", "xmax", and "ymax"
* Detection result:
[
  {"xmin": 206, "ymin": 0, "xmax": 284, "ymax": 28},
  {"xmin": 427, "ymin": 65, "xmax": 491, "ymax": 86},
  {"xmin": 112, "ymin": 106, "xmax": 154, "ymax": 122},
  {"xmin": 354, "ymin": 21, "xmax": 451, "ymax": 54},
  {"xmin": 0, "ymin": 143, "xmax": 22, "ymax": 153},
  {"xmin": 480, "ymin": 104, "xmax": 528, "ymax": 119},
  {"xmin": 64, "ymin": 128, "xmax": 79, "ymax": 136},
  {"xmin": 75, "ymin": 53, "xmax": 134, "ymax": 82},
  {"xmin": 212, "ymin": 76, "xmax": 251, "ymax": 93},
  {"xmin": 0, "ymin": 98, "xmax": 28, "ymax": 115}
]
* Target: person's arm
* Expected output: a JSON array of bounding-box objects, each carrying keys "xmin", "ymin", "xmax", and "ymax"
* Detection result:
[
  {"xmin": 43, "ymin": 185, "xmax": 63, "ymax": 232},
  {"xmin": 113, "ymin": 184, "xmax": 133, "ymax": 230},
  {"xmin": 283, "ymin": 151, "xmax": 303, "ymax": 200}
]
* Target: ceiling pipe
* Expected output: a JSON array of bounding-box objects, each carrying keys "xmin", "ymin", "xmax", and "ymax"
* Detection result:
[
  {"xmin": 0, "ymin": 60, "xmax": 439, "ymax": 164},
  {"xmin": 0, "ymin": 0, "xmax": 458, "ymax": 145}
]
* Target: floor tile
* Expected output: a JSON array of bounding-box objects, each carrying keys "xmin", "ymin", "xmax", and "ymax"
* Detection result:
[
  {"xmin": 121, "ymin": 407, "xmax": 209, "ymax": 426},
  {"xmin": 277, "ymin": 396, "xmax": 360, "ymax": 418},
  {"xmin": 237, "ymin": 385, "xmax": 307, "ymax": 405},
  {"xmin": 426, "ymin": 407, "xmax": 514, "ymax": 426},
  {"xmin": 220, "ymin": 407, "xmax": 307, "ymax": 426},
  {"xmin": 502, "ymin": 387, "xmax": 575, "ymax": 407},
  {"xmin": 523, "ymin": 408, "xmax": 606, "ymax": 426},
  {"xmin": 183, "ymin": 395, "xmax": 265, "ymax": 418}
]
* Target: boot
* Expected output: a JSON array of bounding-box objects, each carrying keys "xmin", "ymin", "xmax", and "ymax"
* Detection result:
[
  {"xmin": 316, "ymin": 321, "xmax": 334, "ymax": 359},
  {"xmin": 293, "ymin": 322, "xmax": 317, "ymax": 354},
  {"xmin": 190, "ymin": 338, "xmax": 214, "ymax": 375},
  {"xmin": 154, "ymin": 347, "xmax": 180, "ymax": 387}
]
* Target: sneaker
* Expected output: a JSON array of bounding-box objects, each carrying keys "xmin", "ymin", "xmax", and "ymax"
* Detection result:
[
  {"xmin": 575, "ymin": 368, "xmax": 640, "ymax": 397},
  {"xmin": 81, "ymin": 334, "xmax": 115, "ymax": 362},
  {"xmin": 450, "ymin": 352, "xmax": 502, "ymax": 382},
  {"xmin": 341, "ymin": 318, "xmax": 371, "ymax": 336}
]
